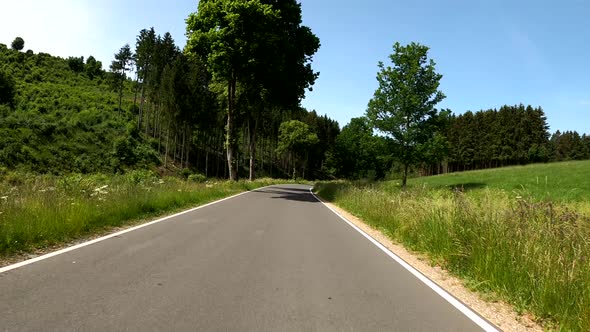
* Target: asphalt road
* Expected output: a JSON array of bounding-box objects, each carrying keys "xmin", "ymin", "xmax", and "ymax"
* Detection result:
[{"xmin": 0, "ymin": 184, "xmax": 492, "ymax": 331}]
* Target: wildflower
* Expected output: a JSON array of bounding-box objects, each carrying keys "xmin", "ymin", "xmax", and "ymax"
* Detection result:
[
  {"xmin": 39, "ymin": 189, "xmax": 47, "ymax": 193},
  {"xmin": 93, "ymin": 185, "xmax": 109, "ymax": 195},
  {"xmin": 94, "ymin": 185, "xmax": 108, "ymax": 192}
]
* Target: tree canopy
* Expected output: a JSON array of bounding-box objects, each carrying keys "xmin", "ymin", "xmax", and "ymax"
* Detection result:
[
  {"xmin": 276, "ymin": 120, "xmax": 319, "ymax": 178},
  {"xmin": 11, "ymin": 37, "xmax": 24, "ymax": 51}
]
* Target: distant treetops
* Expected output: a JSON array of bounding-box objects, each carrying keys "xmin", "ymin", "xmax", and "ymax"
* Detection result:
[{"xmin": 11, "ymin": 37, "xmax": 24, "ymax": 51}]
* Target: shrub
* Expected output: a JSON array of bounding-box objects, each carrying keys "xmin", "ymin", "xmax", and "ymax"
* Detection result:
[{"xmin": 187, "ymin": 173, "xmax": 207, "ymax": 183}]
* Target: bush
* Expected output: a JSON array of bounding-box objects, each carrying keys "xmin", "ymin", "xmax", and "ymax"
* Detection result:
[{"xmin": 187, "ymin": 173, "xmax": 207, "ymax": 183}]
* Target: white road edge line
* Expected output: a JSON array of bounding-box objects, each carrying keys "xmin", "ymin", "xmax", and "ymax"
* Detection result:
[
  {"xmin": 0, "ymin": 186, "xmax": 272, "ymax": 274},
  {"xmin": 309, "ymin": 187, "xmax": 499, "ymax": 332}
]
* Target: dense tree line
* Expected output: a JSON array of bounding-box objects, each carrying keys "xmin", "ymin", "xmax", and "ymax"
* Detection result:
[
  {"xmin": 443, "ymin": 104, "xmax": 551, "ymax": 173},
  {"xmin": 330, "ymin": 103, "xmax": 589, "ymax": 180}
]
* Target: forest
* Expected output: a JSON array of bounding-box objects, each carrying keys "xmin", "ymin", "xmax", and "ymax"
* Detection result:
[{"xmin": 0, "ymin": 1, "xmax": 588, "ymax": 181}]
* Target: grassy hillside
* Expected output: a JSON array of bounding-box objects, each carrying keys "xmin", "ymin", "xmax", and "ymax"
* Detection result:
[
  {"xmin": 315, "ymin": 160, "xmax": 590, "ymax": 331},
  {"xmin": 407, "ymin": 160, "xmax": 590, "ymax": 202},
  {"xmin": 0, "ymin": 44, "xmax": 157, "ymax": 174}
]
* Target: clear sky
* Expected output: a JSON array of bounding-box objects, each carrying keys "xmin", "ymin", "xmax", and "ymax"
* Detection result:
[{"xmin": 1, "ymin": 0, "xmax": 588, "ymax": 133}]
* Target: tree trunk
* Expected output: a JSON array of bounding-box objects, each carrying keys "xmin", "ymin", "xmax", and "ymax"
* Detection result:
[
  {"xmin": 164, "ymin": 126, "xmax": 170, "ymax": 168},
  {"xmin": 226, "ymin": 77, "xmax": 238, "ymax": 181},
  {"xmin": 248, "ymin": 117, "xmax": 257, "ymax": 181},
  {"xmin": 133, "ymin": 76, "xmax": 139, "ymax": 113},
  {"xmin": 205, "ymin": 151, "xmax": 209, "ymax": 178},
  {"xmin": 118, "ymin": 79, "xmax": 123, "ymax": 116},
  {"xmin": 402, "ymin": 163, "xmax": 409, "ymax": 189},
  {"xmin": 138, "ymin": 82, "xmax": 145, "ymax": 130}
]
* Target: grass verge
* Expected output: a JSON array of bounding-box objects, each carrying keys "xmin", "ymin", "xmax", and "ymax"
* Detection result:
[
  {"xmin": 314, "ymin": 179, "xmax": 590, "ymax": 331},
  {"xmin": 0, "ymin": 170, "xmax": 302, "ymax": 258}
]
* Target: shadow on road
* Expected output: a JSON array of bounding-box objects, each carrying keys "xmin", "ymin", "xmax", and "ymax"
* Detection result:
[
  {"xmin": 255, "ymin": 188, "xmax": 318, "ymax": 203},
  {"xmin": 269, "ymin": 186, "xmax": 312, "ymax": 193}
]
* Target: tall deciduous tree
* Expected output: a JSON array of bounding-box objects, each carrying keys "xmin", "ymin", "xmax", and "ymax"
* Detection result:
[
  {"xmin": 366, "ymin": 42, "xmax": 446, "ymax": 188},
  {"xmin": 244, "ymin": 0, "xmax": 320, "ymax": 181},
  {"xmin": 186, "ymin": 0, "xmax": 281, "ymax": 180},
  {"xmin": 186, "ymin": 0, "xmax": 319, "ymax": 181},
  {"xmin": 110, "ymin": 44, "xmax": 134, "ymax": 114}
]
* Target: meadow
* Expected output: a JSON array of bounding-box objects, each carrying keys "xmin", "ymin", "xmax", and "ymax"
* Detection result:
[{"xmin": 315, "ymin": 160, "xmax": 590, "ymax": 331}]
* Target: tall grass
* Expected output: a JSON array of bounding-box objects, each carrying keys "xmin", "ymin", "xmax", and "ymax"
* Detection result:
[
  {"xmin": 315, "ymin": 181, "xmax": 590, "ymax": 331},
  {"xmin": 0, "ymin": 170, "xmax": 297, "ymax": 256}
]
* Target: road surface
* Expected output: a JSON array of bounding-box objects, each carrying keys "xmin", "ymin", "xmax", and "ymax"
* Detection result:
[{"xmin": 0, "ymin": 184, "xmax": 493, "ymax": 331}]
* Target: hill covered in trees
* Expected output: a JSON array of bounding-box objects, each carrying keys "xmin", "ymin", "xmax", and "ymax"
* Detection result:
[
  {"xmin": 0, "ymin": 26, "xmax": 338, "ymax": 178},
  {"xmin": 0, "ymin": 43, "xmax": 156, "ymax": 173}
]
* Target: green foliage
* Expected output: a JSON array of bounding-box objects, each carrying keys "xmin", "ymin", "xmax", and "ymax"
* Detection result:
[
  {"xmin": 276, "ymin": 120, "xmax": 319, "ymax": 179},
  {"xmin": 328, "ymin": 117, "xmax": 386, "ymax": 179},
  {"xmin": 67, "ymin": 56, "xmax": 85, "ymax": 73},
  {"xmin": 84, "ymin": 56, "xmax": 102, "ymax": 80},
  {"xmin": 316, "ymin": 161, "xmax": 590, "ymax": 331},
  {"xmin": 186, "ymin": 0, "xmax": 320, "ymax": 180},
  {"xmin": 11, "ymin": 37, "xmax": 24, "ymax": 51},
  {"xmin": 276, "ymin": 120, "xmax": 319, "ymax": 156},
  {"xmin": 0, "ymin": 44, "xmax": 157, "ymax": 174},
  {"xmin": 445, "ymin": 105, "xmax": 551, "ymax": 172},
  {"xmin": 366, "ymin": 42, "xmax": 447, "ymax": 187},
  {"xmin": 0, "ymin": 69, "xmax": 16, "ymax": 107},
  {"xmin": 187, "ymin": 173, "xmax": 207, "ymax": 183},
  {"xmin": 551, "ymin": 130, "xmax": 590, "ymax": 161},
  {"xmin": 110, "ymin": 44, "xmax": 134, "ymax": 112}
]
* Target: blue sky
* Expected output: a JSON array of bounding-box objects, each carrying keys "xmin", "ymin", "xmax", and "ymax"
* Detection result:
[{"xmin": 1, "ymin": 0, "xmax": 588, "ymax": 133}]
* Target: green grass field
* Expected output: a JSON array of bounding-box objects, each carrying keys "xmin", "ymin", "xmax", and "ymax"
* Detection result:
[
  {"xmin": 315, "ymin": 160, "xmax": 590, "ymax": 331},
  {"xmin": 405, "ymin": 160, "xmax": 590, "ymax": 203}
]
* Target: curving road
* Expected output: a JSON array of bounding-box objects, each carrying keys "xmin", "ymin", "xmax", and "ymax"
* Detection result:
[{"xmin": 0, "ymin": 184, "xmax": 495, "ymax": 331}]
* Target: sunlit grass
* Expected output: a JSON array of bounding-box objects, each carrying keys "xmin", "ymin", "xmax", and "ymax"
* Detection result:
[
  {"xmin": 408, "ymin": 160, "xmax": 590, "ymax": 202},
  {"xmin": 0, "ymin": 171, "xmax": 301, "ymax": 256},
  {"xmin": 315, "ymin": 160, "xmax": 590, "ymax": 331}
]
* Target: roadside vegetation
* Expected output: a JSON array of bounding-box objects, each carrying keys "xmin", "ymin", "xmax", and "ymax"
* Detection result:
[
  {"xmin": 0, "ymin": 170, "xmax": 301, "ymax": 257},
  {"xmin": 315, "ymin": 160, "xmax": 590, "ymax": 331}
]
